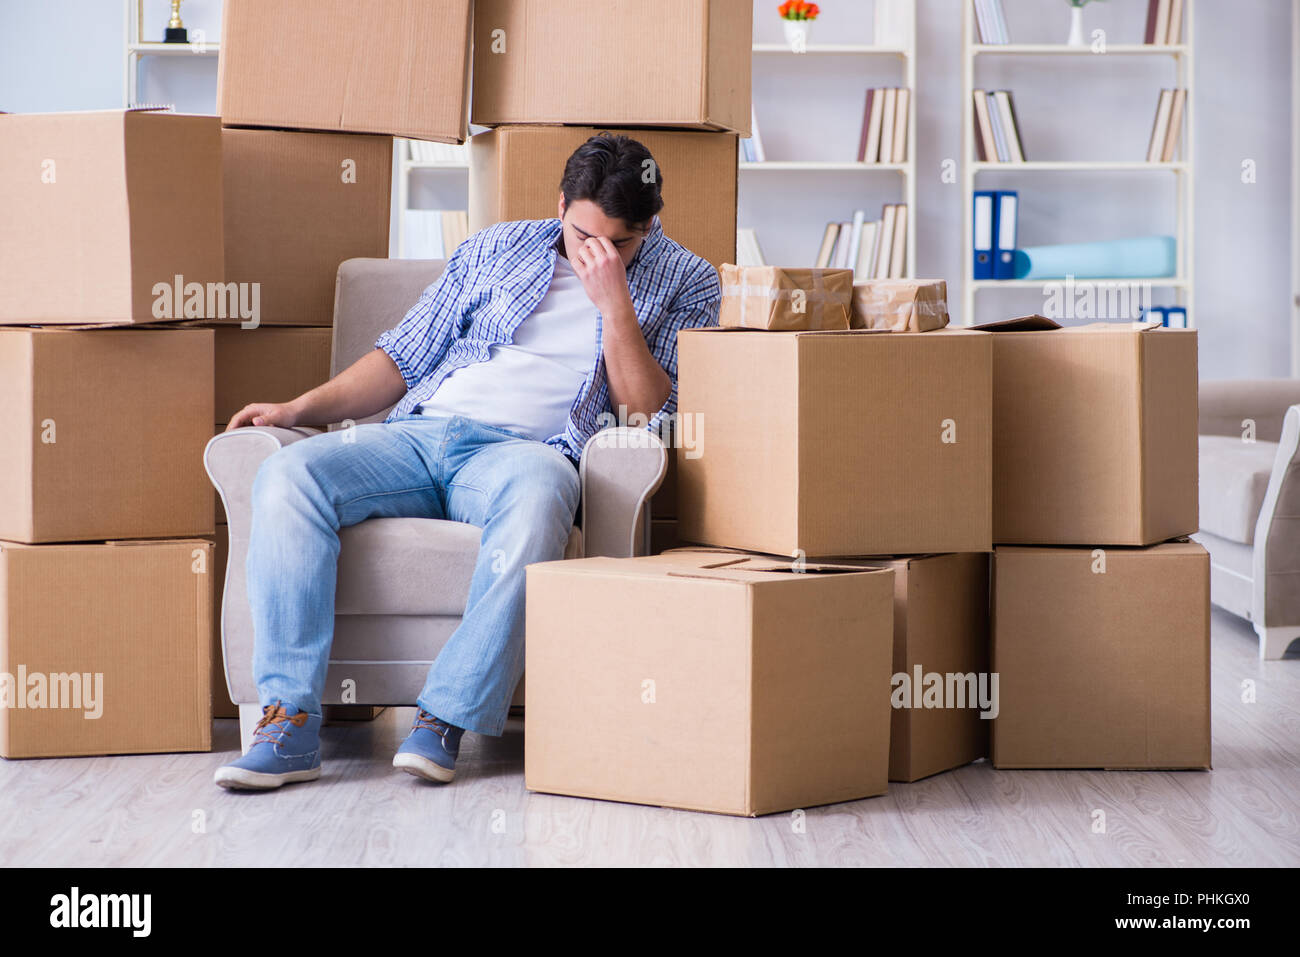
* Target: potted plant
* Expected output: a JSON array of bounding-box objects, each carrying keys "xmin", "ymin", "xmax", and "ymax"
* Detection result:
[
  {"xmin": 1065, "ymin": 0, "xmax": 1106, "ymax": 47},
  {"xmin": 779, "ymin": 1, "xmax": 820, "ymax": 50}
]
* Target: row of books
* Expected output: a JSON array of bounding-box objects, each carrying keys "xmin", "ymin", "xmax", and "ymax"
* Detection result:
[
  {"xmin": 815, "ymin": 205, "xmax": 908, "ymax": 279},
  {"xmin": 857, "ymin": 88, "xmax": 910, "ymax": 164},
  {"xmin": 1146, "ymin": 89, "xmax": 1187, "ymax": 162},
  {"xmin": 402, "ymin": 209, "xmax": 469, "ymax": 260},
  {"xmin": 972, "ymin": 190, "xmax": 1018, "ymax": 280},
  {"xmin": 971, "ymin": 0, "xmax": 1010, "ymax": 44},
  {"xmin": 1143, "ymin": 304, "xmax": 1189, "ymax": 328},
  {"xmin": 972, "ymin": 90, "xmax": 1025, "ymax": 163},
  {"xmin": 407, "ymin": 139, "xmax": 469, "ymax": 164},
  {"xmin": 1143, "ymin": 0, "xmax": 1187, "ymax": 45}
]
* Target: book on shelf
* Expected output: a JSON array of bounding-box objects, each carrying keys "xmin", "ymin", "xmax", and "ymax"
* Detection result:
[
  {"xmin": 973, "ymin": 89, "xmax": 1025, "ymax": 163},
  {"xmin": 813, "ymin": 206, "xmax": 906, "ymax": 278},
  {"xmin": 736, "ymin": 228, "xmax": 766, "ymax": 267},
  {"xmin": 1144, "ymin": 0, "xmax": 1185, "ymax": 45},
  {"xmin": 741, "ymin": 104, "xmax": 766, "ymax": 163},
  {"xmin": 1146, "ymin": 88, "xmax": 1186, "ymax": 162},
  {"xmin": 407, "ymin": 139, "xmax": 468, "ymax": 164},
  {"xmin": 858, "ymin": 87, "xmax": 909, "ymax": 163},
  {"xmin": 972, "ymin": 0, "xmax": 1010, "ymax": 44}
]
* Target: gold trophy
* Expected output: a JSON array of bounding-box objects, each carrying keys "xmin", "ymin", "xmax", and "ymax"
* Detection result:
[{"xmin": 163, "ymin": 0, "xmax": 188, "ymax": 43}]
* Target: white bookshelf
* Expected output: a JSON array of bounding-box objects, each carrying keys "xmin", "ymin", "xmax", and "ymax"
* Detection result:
[
  {"xmin": 959, "ymin": 0, "xmax": 1195, "ymax": 326},
  {"xmin": 393, "ymin": 139, "xmax": 469, "ymax": 259},
  {"xmin": 746, "ymin": 8, "xmax": 918, "ymax": 276},
  {"xmin": 123, "ymin": 0, "xmax": 218, "ymax": 107}
]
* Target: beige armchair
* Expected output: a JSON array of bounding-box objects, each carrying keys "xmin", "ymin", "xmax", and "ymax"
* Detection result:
[
  {"xmin": 206, "ymin": 259, "xmax": 667, "ymax": 751},
  {"xmin": 1193, "ymin": 379, "xmax": 1300, "ymax": 659}
]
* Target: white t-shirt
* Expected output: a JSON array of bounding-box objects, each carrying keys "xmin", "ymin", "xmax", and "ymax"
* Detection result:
[{"xmin": 417, "ymin": 253, "xmax": 598, "ymax": 441}]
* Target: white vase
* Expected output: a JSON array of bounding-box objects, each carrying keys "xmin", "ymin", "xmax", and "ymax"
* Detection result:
[
  {"xmin": 783, "ymin": 19, "xmax": 811, "ymax": 51},
  {"xmin": 1067, "ymin": 6, "xmax": 1085, "ymax": 46}
]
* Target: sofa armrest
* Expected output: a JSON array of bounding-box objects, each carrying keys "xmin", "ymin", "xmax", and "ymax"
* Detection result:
[
  {"xmin": 1200, "ymin": 379, "xmax": 1300, "ymax": 442},
  {"xmin": 204, "ymin": 425, "xmax": 320, "ymax": 704},
  {"xmin": 579, "ymin": 428, "xmax": 668, "ymax": 558},
  {"xmin": 1252, "ymin": 405, "xmax": 1300, "ymax": 632}
]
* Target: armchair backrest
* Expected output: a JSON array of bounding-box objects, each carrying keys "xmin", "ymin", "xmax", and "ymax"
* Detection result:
[
  {"xmin": 331, "ymin": 258, "xmax": 448, "ymax": 423},
  {"xmin": 1200, "ymin": 379, "xmax": 1300, "ymax": 443}
]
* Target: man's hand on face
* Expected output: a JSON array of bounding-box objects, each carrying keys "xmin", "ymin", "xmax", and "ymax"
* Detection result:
[{"xmin": 571, "ymin": 235, "xmax": 632, "ymax": 314}]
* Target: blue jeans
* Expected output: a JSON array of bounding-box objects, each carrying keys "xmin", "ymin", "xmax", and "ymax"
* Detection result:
[{"xmin": 244, "ymin": 413, "xmax": 581, "ymax": 736}]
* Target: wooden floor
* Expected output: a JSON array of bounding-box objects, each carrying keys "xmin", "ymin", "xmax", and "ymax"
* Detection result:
[{"xmin": 2, "ymin": 606, "xmax": 1297, "ymax": 867}]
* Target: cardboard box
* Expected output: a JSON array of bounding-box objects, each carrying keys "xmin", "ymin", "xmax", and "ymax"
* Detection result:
[
  {"xmin": 677, "ymin": 328, "xmax": 993, "ymax": 556},
  {"xmin": 977, "ymin": 316, "xmax": 1198, "ymax": 545},
  {"xmin": 469, "ymin": 125, "xmax": 738, "ymax": 270},
  {"xmin": 222, "ymin": 129, "xmax": 392, "ymax": 327},
  {"xmin": 844, "ymin": 553, "xmax": 990, "ymax": 782},
  {"xmin": 0, "ymin": 539, "xmax": 213, "ymax": 758},
  {"xmin": 206, "ymin": 526, "xmax": 237, "ymax": 720},
  {"xmin": 472, "ymin": 0, "xmax": 751, "ymax": 133},
  {"xmin": 214, "ymin": 326, "xmax": 333, "ymax": 421},
  {"xmin": 0, "ymin": 327, "xmax": 215, "ymax": 544},
  {"xmin": 525, "ymin": 551, "xmax": 895, "ymax": 816},
  {"xmin": 852, "ymin": 279, "xmax": 949, "ymax": 332},
  {"xmin": 720, "ymin": 265, "xmax": 854, "ymax": 331},
  {"xmin": 218, "ymin": 0, "xmax": 472, "ymax": 143},
  {"xmin": 991, "ymin": 541, "xmax": 1211, "ymax": 770},
  {"xmin": 0, "ymin": 110, "xmax": 223, "ymax": 325}
]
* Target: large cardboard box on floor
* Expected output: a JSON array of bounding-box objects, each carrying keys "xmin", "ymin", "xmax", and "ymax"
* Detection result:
[
  {"xmin": 525, "ymin": 551, "xmax": 895, "ymax": 816},
  {"xmin": 214, "ymin": 326, "xmax": 333, "ymax": 422},
  {"xmin": 0, "ymin": 328, "xmax": 214, "ymax": 544},
  {"xmin": 0, "ymin": 110, "xmax": 222, "ymax": 325},
  {"xmin": 991, "ymin": 541, "xmax": 1211, "ymax": 770},
  {"xmin": 222, "ymin": 129, "xmax": 392, "ymax": 327},
  {"xmin": 469, "ymin": 125, "xmax": 738, "ymax": 270},
  {"xmin": 677, "ymin": 328, "xmax": 993, "ymax": 556},
  {"xmin": 472, "ymin": 0, "xmax": 751, "ymax": 133},
  {"xmin": 977, "ymin": 316, "xmax": 1199, "ymax": 545},
  {"xmin": 206, "ymin": 526, "xmax": 237, "ymax": 720},
  {"xmin": 0, "ymin": 539, "xmax": 213, "ymax": 758},
  {"xmin": 218, "ymin": 0, "xmax": 472, "ymax": 143},
  {"xmin": 849, "ymin": 553, "xmax": 991, "ymax": 782}
]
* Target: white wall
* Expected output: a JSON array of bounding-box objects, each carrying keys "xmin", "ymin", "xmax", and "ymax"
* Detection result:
[{"xmin": 1, "ymin": 0, "xmax": 1293, "ymax": 379}]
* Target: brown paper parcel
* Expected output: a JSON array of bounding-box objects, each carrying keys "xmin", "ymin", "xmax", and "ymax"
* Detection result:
[
  {"xmin": 720, "ymin": 265, "xmax": 853, "ymax": 331},
  {"xmin": 851, "ymin": 279, "xmax": 950, "ymax": 332}
]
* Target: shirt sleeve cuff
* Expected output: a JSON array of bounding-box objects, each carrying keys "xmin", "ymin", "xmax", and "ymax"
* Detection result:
[{"xmin": 374, "ymin": 330, "xmax": 420, "ymax": 390}]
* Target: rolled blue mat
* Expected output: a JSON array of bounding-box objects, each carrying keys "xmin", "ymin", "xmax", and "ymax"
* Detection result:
[{"xmin": 1012, "ymin": 236, "xmax": 1176, "ymax": 280}]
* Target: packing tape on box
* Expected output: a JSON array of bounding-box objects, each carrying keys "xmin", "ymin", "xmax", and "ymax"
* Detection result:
[{"xmin": 722, "ymin": 275, "xmax": 852, "ymax": 329}]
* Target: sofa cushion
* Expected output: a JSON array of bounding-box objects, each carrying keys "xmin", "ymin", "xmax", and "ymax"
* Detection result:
[
  {"xmin": 335, "ymin": 517, "xmax": 582, "ymax": 615},
  {"xmin": 1198, "ymin": 435, "xmax": 1278, "ymax": 545}
]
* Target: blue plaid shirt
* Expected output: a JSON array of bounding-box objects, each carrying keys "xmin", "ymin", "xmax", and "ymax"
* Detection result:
[{"xmin": 375, "ymin": 216, "xmax": 721, "ymax": 462}]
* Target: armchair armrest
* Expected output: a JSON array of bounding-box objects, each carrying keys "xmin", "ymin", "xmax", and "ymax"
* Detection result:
[
  {"xmin": 204, "ymin": 425, "xmax": 321, "ymax": 704},
  {"xmin": 1252, "ymin": 405, "xmax": 1300, "ymax": 646},
  {"xmin": 1200, "ymin": 379, "xmax": 1300, "ymax": 442},
  {"xmin": 579, "ymin": 427, "xmax": 668, "ymax": 558}
]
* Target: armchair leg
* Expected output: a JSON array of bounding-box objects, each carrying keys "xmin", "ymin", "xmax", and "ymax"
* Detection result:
[
  {"xmin": 238, "ymin": 703, "xmax": 263, "ymax": 755},
  {"xmin": 1255, "ymin": 625, "xmax": 1300, "ymax": 660}
]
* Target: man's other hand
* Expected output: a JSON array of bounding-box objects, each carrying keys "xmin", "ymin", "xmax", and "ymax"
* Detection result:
[{"xmin": 227, "ymin": 401, "xmax": 300, "ymax": 431}]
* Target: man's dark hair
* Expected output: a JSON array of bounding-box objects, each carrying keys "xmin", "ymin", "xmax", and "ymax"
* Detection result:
[{"xmin": 560, "ymin": 134, "xmax": 664, "ymax": 229}]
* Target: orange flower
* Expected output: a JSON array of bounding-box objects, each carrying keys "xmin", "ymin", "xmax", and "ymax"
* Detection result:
[
  {"xmin": 808, "ymin": 3, "xmax": 820, "ymax": 16},
  {"xmin": 778, "ymin": 1, "xmax": 791, "ymax": 15}
]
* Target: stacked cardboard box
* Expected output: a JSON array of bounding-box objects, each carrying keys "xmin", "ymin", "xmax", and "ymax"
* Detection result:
[
  {"xmin": 977, "ymin": 316, "xmax": 1208, "ymax": 769},
  {"xmin": 0, "ymin": 110, "xmax": 219, "ymax": 757}
]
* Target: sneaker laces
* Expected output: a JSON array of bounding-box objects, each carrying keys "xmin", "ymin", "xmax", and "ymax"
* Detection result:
[
  {"xmin": 252, "ymin": 701, "xmax": 308, "ymax": 746},
  {"xmin": 413, "ymin": 708, "xmax": 455, "ymax": 739}
]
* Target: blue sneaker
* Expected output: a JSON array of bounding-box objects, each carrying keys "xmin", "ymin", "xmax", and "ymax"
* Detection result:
[
  {"xmin": 213, "ymin": 702, "xmax": 322, "ymax": 790},
  {"xmin": 392, "ymin": 709, "xmax": 464, "ymax": 783}
]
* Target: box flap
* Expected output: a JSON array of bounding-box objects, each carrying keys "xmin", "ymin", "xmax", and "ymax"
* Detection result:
[{"xmin": 971, "ymin": 314, "xmax": 1062, "ymax": 332}]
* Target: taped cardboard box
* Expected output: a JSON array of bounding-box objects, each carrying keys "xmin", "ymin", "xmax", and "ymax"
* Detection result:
[
  {"xmin": 0, "ymin": 327, "xmax": 215, "ymax": 544},
  {"xmin": 842, "ymin": 553, "xmax": 990, "ymax": 782},
  {"xmin": 222, "ymin": 129, "xmax": 392, "ymax": 327},
  {"xmin": 677, "ymin": 327, "xmax": 993, "ymax": 556},
  {"xmin": 214, "ymin": 326, "xmax": 333, "ymax": 422},
  {"xmin": 525, "ymin": 551, "xmax": 895, "ymax": 816},
  {"xmin": 204, "ymin": 526, "xmax": 237, "ymax": 720},
  {"xmin": 976, "ymin": 316, "xmax": 1198, "ymax": 545},
  {"xmin": 720, "ymin": 265, "xmax": 853, "ymax": 331},
  {"xmin": 852, "ymin": 279, "xmax": 949, "ymax": 332},
  {"xmin": 472, "ymin": 0, "xmax": 751, "ymax": 133},
  {"xmin": 991, "ymin": 541, "xmax": 1211, "ymax": 770},
  {"xmin": 470, "ymin": 125, "xmax": 738, "ymax": 270},
  {"xmin": 218, "ymin": 0, "xmax": 472, "ymax": 143},
  {"xmin": 0, "ymin": 110, "xmax": 222, "ymax": 326},
  {"xmin": 0, "ymin": 539, "xmax": 212, "ymax": 758}
]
